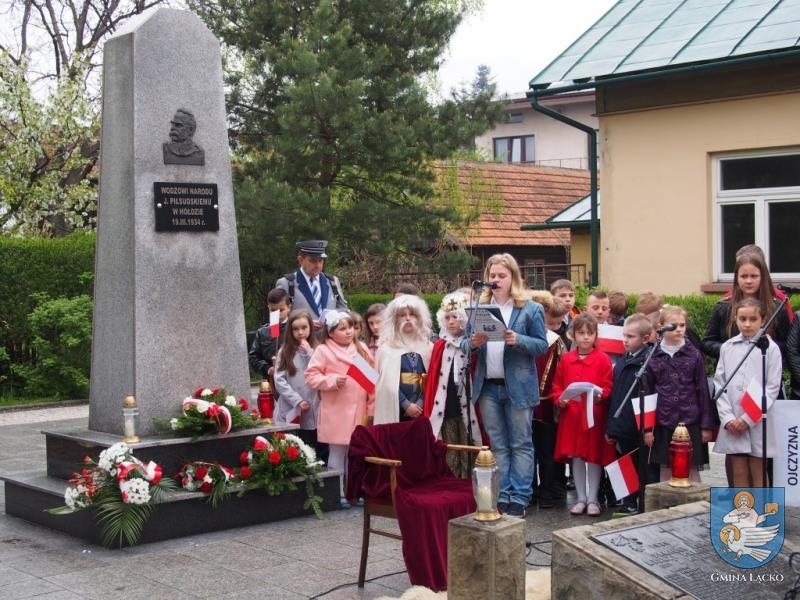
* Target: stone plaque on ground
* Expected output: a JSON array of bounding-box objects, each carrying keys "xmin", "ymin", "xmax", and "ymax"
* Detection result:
[
  {"xmin": 89, "ymin": 9, "xmax": 250, "ymax": 435},
  {"xmin": 592, "ymin": 513, "xmax": 793, "ymax": 599}
]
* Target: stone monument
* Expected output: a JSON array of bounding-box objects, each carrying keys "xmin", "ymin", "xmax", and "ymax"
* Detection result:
[{"xmin": 89, "ymin": 8, "xmax": 250, "ymax": 435}]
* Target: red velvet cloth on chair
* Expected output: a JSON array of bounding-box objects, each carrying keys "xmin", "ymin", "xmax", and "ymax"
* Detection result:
[{"xmin": 347, "ymin": 417, "xmax": 476, "ymax": 592}]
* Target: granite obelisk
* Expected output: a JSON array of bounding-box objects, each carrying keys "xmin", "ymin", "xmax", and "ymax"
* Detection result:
[{"xmin": 90, "ymin": 9, "xmax": 250, "ymax": 435}]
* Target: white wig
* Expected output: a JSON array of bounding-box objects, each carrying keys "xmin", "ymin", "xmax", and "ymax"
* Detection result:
[
  {"xmin": 436, "ymin": 292, "xmax": 469, "ymax": 333},
  {"xmin": 379, "ymin": 294, "xmax": 432, "ymax": 348}
]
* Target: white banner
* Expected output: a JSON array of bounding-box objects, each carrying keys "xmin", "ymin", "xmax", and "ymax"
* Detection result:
[{"xmin": 772, "ymin": 400, "xmax": 800, "ymax": 507}]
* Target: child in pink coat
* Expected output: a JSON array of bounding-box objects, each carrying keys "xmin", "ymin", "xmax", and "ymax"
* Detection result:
[{"xmin": 306, "ymin": 310, "xmax": 375, "ymax": 507}]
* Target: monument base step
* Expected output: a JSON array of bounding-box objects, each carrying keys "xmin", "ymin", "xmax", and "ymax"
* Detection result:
[
  {"xmin": 44, "ymin": 424, "xmax": 301, "ymax": 480},
  {"xmin": 1, "ymin": 468, "xmax": 342, "ymax": 547}
]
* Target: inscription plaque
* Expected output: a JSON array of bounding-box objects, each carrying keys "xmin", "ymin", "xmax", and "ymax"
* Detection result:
[
  {"xmin": 153, "ymin": 182, "xmax": 219, "ymax": 232},
  {"xmin": 592, "ymin": 513, "xmax": 793, "ymax": 599}
]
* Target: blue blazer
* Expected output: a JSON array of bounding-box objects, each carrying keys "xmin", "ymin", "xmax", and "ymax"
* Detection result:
[{"xmin": 462, "ymin": 299, "xmax": 549, "ymax": 408}]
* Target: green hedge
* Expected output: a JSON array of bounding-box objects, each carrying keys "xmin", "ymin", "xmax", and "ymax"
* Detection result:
[{"xmin": 0, "ymin": 233, "xmax": 95, "ymax": 365}]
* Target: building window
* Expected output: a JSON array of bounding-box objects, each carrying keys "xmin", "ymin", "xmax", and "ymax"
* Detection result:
[
  {"xmin": 506, "ymin": 112, "xmax": 523, "ymax": 124},
  {"xmin": 714, "ymin": 150, "xmax": 800, "ymax": 279},
  {"xmin": 493, "ymin": 135, "xmax": 534, "ymax": 163}
]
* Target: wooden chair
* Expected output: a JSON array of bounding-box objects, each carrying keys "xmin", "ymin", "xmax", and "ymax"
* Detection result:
[{"xmin": 357, "ymin": 443, "xmax": 481, "ymax": 588}]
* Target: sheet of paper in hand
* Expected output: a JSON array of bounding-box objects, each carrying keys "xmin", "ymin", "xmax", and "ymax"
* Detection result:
[
  {"xmin": 559, "ymin": 381, "xmax": 602, "ymax": 402},
  {"xmin": 465, "ymin": 305, "xmax": 508, "ymax": 341}
]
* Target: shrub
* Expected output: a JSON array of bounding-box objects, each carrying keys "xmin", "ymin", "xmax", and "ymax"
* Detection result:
[
  {"xmin": 12, "ymin": 294, "xmax": 93, "ymax": 399},
  {"xmin": 0, "ymin": 233, "xmax": 95, "ymax": 366}
]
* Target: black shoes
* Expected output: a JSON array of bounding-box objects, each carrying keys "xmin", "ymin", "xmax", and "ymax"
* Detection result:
[
  {"xmin": 497, "ymin": 501, "xmax": 509, "ymax": 514},
  {"xmin": 506, "ymin": 502, "xmax": 527, "ymax": 518}
]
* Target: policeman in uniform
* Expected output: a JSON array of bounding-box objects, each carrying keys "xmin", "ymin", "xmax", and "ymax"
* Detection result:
[{"xmin": 275, "ymin": 240, "xmax": 347, "ymax": 331}]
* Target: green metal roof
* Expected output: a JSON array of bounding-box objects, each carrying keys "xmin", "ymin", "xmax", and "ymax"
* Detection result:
[
  {"xmin": 520, "ymin": 192, "xmax": 601, "ymax": 231},
  {"xmin": 531, "ymin": 0, "xmax": 800, "ymax": 89}
]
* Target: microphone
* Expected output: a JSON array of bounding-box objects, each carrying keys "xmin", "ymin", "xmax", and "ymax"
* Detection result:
[
  {"xmin": 472, "ymin": 280, "xmax": 499, "ymax": 290},
  {"xmin": 777, "ymin": 283, "xmax": 800, "ymax": 295},
  {"xmin": 655, "ymin": 323, "xmax": 677, "ymax": 334}
]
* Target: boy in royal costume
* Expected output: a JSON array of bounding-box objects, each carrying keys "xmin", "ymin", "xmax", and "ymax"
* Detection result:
[{"xmin": 423, "ymin": 292, "xmax": 482, "ymax": 478}]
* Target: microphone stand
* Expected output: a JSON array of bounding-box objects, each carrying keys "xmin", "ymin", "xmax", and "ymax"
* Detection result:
[
  {"xmin": 712, "ymin": 295, "xmax": 790, "ymax": 489},
  {"xmin": 759, "ymin": 336, "xmax": 769, "ymax": 488}
]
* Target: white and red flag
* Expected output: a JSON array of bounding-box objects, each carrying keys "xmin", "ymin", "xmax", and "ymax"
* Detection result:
[
  {"xmin": 597, "ymin": 324, "xmax": 625, "ymax": 355},
  {"xmin": 740, "ymin": 378, "xmax": 772, "ymax": 426},
  {"xmin": 631, "ymin": 393, "xmax": 658, "ymax": 430},
  {"xmin": 269, "ymin": 310, "xmax": 281, "ymax": 339},
  {"xmin": 347, "ymin": 354, "xmax": 379, "ymax": 394},
  {"xmin": 604, "ymin": 452, "xmax": 639, "ymax": 499}
]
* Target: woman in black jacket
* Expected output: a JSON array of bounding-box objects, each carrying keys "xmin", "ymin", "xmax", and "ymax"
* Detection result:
[{"xmin": 702, "ymin": 253, "xmax": 789, "ymax": 362}]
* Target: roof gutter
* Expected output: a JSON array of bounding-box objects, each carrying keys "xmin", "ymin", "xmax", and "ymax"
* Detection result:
[
  {"xmin": 526, "ymin": 93, "xmax": 599, "ymax": 286},
  {"xmin": 529, "ymin": 48, "xmax": 800, "ymax": 98},
  {"xmin": 521, "ymin": 221, "xmax": 590, "ymax": 231}
]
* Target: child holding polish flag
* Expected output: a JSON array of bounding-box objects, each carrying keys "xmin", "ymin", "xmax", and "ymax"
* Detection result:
[
  {"xmin": 713, "ymin": 298, "xmax": 782, "ymax": 487},
  {"xmin": 552, "ymin": 314, "xmax": 615, "ymax": 517},
  {"xmin": 606, "ymin": 313, "xmax": 656, "ymax": 514},
  {"xmin": 305, "ymin": 310, "xmax": 375, "ymax": 507}
]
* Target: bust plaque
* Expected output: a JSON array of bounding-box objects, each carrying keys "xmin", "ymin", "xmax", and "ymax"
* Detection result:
[{"xmin": 163, "ymin": 109, "xmax": 205, "ymax": 165}]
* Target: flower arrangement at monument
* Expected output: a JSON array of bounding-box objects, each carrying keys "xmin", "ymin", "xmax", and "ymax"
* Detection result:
[
  {"xmin": 48, "ymin": 443, "xmax": 175, "ymax": 547},
  {"xmin": 157, "ymin": 387, "xmax": 262, "ymax": 437},
  {"xmin": 236, "ymin": 433, "xmax": 326, "ymax": 517},
  {"xmin": 176, "ymin": 461, "xmax": 235, "ymax": 507}
]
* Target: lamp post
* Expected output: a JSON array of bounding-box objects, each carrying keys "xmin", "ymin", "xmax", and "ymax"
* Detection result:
[
  {"xmin": 473, "ymin": 446, "xmax": 501, "ymax": 522},
  {"xmin": 668, "ymin": 423, "xmax": 693, "ymax": 488}
]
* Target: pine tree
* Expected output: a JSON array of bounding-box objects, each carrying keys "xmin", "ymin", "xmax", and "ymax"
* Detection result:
[{"xmin": 190, "ymin": 0, "xmax": 504, "ymax": 298}]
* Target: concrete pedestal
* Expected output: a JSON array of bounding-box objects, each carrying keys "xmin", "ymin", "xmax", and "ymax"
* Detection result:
[
  {"xmin": 448, "ymin": 514, "xmax": 526, "ymax": 600},
  {"xmin": 644, "ymin": 481, "xmax": 710, "ymax": 512}
]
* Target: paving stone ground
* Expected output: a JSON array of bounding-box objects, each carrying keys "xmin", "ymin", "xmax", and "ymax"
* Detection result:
[{"xmin": 0, "ymin": 403, "xmax": 733, "ymax": 599}]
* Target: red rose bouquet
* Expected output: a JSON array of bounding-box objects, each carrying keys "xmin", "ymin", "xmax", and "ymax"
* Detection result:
[{"xmin": 236, "ymin": 433, "xmax": 325, "ymax": 517}]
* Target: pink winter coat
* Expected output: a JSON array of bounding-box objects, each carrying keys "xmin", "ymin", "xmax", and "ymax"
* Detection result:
[{"xmin": 305, "ymin": 340, "xmax": 375, "ymax": 445}]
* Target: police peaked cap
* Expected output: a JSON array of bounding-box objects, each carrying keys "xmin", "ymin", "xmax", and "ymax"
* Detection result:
[{"xmin": 296, "ymin": 240, "xmax": 328, "ymax": 258}]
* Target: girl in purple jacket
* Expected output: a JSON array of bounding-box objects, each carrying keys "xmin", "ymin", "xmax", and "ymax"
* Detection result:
[{"xmin": 644, "ymin": 306, "xmax": 714, "ymax": 483}]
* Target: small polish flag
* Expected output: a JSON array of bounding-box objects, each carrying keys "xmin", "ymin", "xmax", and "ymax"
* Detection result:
[
  {"xmin": 604, "ymin": 452, "xmax": 639, "ymax": 499},
  {"xmin": 740, "ymin": 378, "xmax": 772, "ymax": 426},
  {"xmin": 347, "ymin": 354, "xmax": 379, "ymax": 394},
  {"xmin": 597, "ymin": 324, "xmax": 625, "ymax": 355},
  {"xmin": 269, "ymin": 310, "xmax": 280, "ymax": 339},
  {"xmin": 631, "ymin": 393, "xmax": 657, "ymax": 430}
]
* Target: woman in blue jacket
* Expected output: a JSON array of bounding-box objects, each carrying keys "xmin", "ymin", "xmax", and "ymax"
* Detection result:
[{"xmin": 463, "ymin": 253, "xmax": 548, "ymax": 517}]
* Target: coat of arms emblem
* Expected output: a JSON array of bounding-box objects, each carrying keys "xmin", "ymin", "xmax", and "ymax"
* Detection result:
[{"xmin": 711, "ymin": 487, "xmax": 784, "ymax": 568}]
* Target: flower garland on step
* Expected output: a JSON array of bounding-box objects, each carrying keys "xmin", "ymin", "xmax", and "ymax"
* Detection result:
[
  {"xmin": 176, "ymin": 461, "xmax": 235, "ymax": 507},
  {"xmin": 48, "ymin": 443, "xmax": 176, "ymax": 547},
  {"xmin": 156, "ymin": 387, "xmax": 263, "ymax": 437},
  {"xmin": 235, "ymin": 433, "xmax": 326, "ymax": 517}
]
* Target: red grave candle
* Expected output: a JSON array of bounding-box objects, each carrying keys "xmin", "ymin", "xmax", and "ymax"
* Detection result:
[{"xmin": 668, "ymin": 423, "xmax": 693, "ymax": 487}]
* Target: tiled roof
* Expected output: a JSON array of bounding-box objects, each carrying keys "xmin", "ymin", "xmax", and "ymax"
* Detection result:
[
  {"xmin": 437, "ymin": 162, "xmax": 591, "ymax": 247},
  {"xmin": 532, "ymin": 0, "xmax": 800, "ymax": 88}
]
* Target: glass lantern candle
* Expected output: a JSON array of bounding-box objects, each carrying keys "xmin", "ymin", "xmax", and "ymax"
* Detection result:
[
  {"xmin": 472, "ymin": 446, "xmax": 501, "ymax": 522},
  {"xmin": 668, "ymin": 422, "xmax": 693, "ymax": 487},
  {"xmin": 257, "ymin": 380, "xmax": 275, "ymax": 420},
  {"xmin": 122, "ymin": 395, "xmax": 140, "ymax": 443}
]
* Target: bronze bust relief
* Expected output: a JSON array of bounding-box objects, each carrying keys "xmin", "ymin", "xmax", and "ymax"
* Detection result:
[{"xmin": 163, "ymin": 109, "xmax": 205, "ymax": 165}]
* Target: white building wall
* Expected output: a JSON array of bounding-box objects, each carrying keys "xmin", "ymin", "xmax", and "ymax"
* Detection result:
[{"xmin": 475, "ymin": 95, "xmax": 597, "ymax": 170}]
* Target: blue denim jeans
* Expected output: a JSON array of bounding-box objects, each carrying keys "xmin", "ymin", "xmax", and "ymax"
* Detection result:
[{"xmin": 478, "ymin": 382, "xmax": 534, "ymax": 506}]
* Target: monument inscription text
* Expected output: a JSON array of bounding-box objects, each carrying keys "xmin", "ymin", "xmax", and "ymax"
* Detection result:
[
  {"xmin": 153, "ymin": 182, "xmax": 219, "ymax": 232},
  {"xmin": 591, "ymin": 513, "xmax": 792, "ymax": 600}
]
